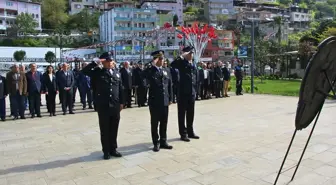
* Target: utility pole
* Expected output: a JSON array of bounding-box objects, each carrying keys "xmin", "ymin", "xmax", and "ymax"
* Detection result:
[{"xmin": 251, "ymin": 20, "xmax": 255, "ymax": 93}]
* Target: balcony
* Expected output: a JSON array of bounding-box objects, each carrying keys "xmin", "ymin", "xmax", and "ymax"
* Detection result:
[
  {"xmin": 114, "ymin": 8, "xmax": 156, "ymax": 14},
  {"xmin": 133, "ymin": 18, "xmax": 156, "ymax": 22},
  {"xmin": 114, "ymin": 17, "xmax": 132, "ymax": 22},
  {"xmin": 114, "ymin": 26, "xmax": 131, "ymax": 31},
  {"xmin": 114, "ymin": 36, "xmax": 132, "ymax": 40},
  {"xmin": 0, "ymin": 13, "xmax": 16, "ymax": 19},
  {"xmin": 132, "ymin": 27, "xmax": 154, "ymax": 31}
]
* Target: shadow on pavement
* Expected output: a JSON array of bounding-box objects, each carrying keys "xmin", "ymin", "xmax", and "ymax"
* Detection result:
[{"xmin": 0, "ymin": 138, "xmax": 180, "ymax": 176}]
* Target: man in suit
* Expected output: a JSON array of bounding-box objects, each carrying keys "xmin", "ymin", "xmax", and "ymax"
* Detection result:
[
  {"xmin": 55, "ymin": 63, "xmax": 63, "ymax": 104},
  {"xmin": 82, "ymin": 53, "xmax": 124, "ymax": 160},
  {"xmin": 222, "ymin": 62, "xmax": 231, "ymax": 97},
  {"xmin": 132, "ymin": 61, "xmax": 147, "ymax": 107},
  {"xmin": 26, "ymin": 63, "xmax": 43, "ymax": 118},
  {"xmin": 78, "ymin": 62, "xmax": 93, "ymax": 110},
  {"xmin": 171, "ymin": 46, "xmax": 200, "ymax": 142},
  {"xmin": 146, "ymin": 50, "xmax": 173, "ymax": 152},
  {"xmin": 6, "ymin": 64, "xmax": 27, "ymax": 120},
  {"xmin": 19, "ymin": 65, "xmax": 29, "ymax": 111},
  {"xmin": 234, "ymin": 61, "xmax": 243, "ymax": 95},
  {"xmin": 214, "ymin": 61, "xmax": 224, "ymax": 98},
  {"xmin": 57, "ymin": 63, "xmax": 75, "ymax": 115},
  {"xmin": 119, "ymin": 61, "xmax": 132, "ymax": 108},
  {"xmin": 0, "ymin": 74, "xmax": 7, "ymax": 121},
  {"xmin": 201, "ymin": 63, "xmax": 210, "ymax": 99},
  {"xmin": 196, "ymin": 62, "xmax": 204, "ymax": 100},
  {"xmin": 72, "ymin": 64, "xmax": 80, "ymax": 106}
]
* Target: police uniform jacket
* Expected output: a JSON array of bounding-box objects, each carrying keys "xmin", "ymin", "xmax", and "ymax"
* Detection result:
[
  {"xmin": 171, "ymin": 57, "xmax": 198, "ymax": 97},
  {"xmin": 146, "ymin": 66, "xmax": 172, "ymax": 107},
  {"xmin": 82, "ymin": 62, "xmax": 124, "ymax": 109}
]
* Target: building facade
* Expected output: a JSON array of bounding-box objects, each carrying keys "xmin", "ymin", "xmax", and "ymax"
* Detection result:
[
  {"xmin": 0, "ymin": 0, "xmax": 42, "ymax": 34},
  {"xmin": 100, "ymin": 7, "xmax": 157, "ymax": 62},
  {"xmin": 69, "ymin": 0, "xmax": 97, "ymax": 15},
  {"xmin": 202, "ymin": 30, "xmax": 235, "ymax": 62},
  {"xmin": 140, "ymin": 0, "xmax": 183, "ymax": 26},
  {"xmin": 288, "ymin": 5, "xmax": 311, "ymax": 30},
  {"xmin": 204, "ymin": 0, "xmax": 235, "ymax": 25}
]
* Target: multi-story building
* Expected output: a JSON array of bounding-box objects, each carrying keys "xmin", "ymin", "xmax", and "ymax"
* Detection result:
[
  {"xmin": 202, "ymin": 30, "xmax": 235, "ymax": 62},
  {"xmin": 97, "ymin": 1, "xmax": 134, "ymax": 11},
  {"xmin": 204, "ymin": 0, "xmax": 235, "ymax": 25},
  {"xmin": 100, "ymin": 7, "xmax": 157, "ymax": 62},
  {"xmin": 0, "ymin": 0, "xmax": 41, "ymax": 34},
  {"xmin": 288, "ymin": 5, "xmax": 311, "ymax": 30},
  {"xmin": 69, "ymin": 0, "xmax": 97, "ymax": 15},
  {"xmin": 140, "ymin": 0, "xmax": 183, "ymax": 26}
]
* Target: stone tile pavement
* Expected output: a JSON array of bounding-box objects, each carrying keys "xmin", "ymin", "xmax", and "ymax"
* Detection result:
[{"xmin": 0, "ymin": 94, "xmax": 336, "ymax": 185}]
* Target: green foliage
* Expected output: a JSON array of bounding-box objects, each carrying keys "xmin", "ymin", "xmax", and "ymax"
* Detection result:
[
  {"xmin": 13, "ymin": 50, "xmax": 26, "ymax": 62},
  {"xmin": 185, "ymin": 7, "xmax": 199, "ymax": 13},
  {"xmin": 173, "ymin": 14, "xmax": 179, "ymax": 27},
  {"xmin": 15, "ymin": 13, "xmax": 38, "ymax": 35},
  {"xmin": 45, "ymin": 51, "xmax": 56, "ymax": 64},
  {"xmin": 42, "ymin": 0, "xmax": 68, "ymax": 30},
  {"xmin": 66, "ymin": 8, "xmax": 100, "ymax": 33},
  {"xmin": 231, "ymin": 79, "xmax": 301, "ymax": 96}
]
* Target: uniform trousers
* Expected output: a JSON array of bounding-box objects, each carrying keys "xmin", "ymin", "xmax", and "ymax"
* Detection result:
[
  {"xmin": 177, "ymin": 96, "xmax": 195, "ymax": 137},
  {"xmin": 172, "ymin": 84, "xmax": 178, "ymax": 103},
  {"xmin": 0, "ymin": 98, "xmax": 6, "ymax": 119},
  {"xmin": 9, "ymin": 91, "xmax": 25, "ymax": 118},
  {"xmin": 149, "ymin": 106, "xmax": 168, "ymax": 145},
  {"xmin": 97, "ymin": 106, "xmax": 120, "ymax": 154},
  {"xmin": 28, "ymin": 91, "xmax": 41, "ymax": 116},
  {"xmin": 236, "ymin": 78, "xmax": 243, "ymax": 94}
]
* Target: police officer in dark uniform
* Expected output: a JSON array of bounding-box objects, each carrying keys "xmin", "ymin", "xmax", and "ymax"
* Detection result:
[
  {"xmin": 146, "ymin": 50, "xmax": 173, "ymax": 152},
  {"xmin": 82, "ymin": 53, "xmax": 124, "ymax": 160},
  {"xmin": 132, "ymin": 61, "xmax": 147, "ymax": 107},
  {"xmin": 234, "ymin": 61, "xmax": 243, "ymax": 95},
  {"xmin": 171, "ymin": 46, "xmax": 200, "ymax": 142}
]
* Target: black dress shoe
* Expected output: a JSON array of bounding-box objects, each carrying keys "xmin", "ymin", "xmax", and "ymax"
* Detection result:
[
  {"xmin": 103, "ymin": 153, "xmax": 110, "ymax": 160},
  {"xmin": 37, "ymin": 115, "xmax": 42, "ymax": 118},
  {"xmin": 110, "ymin": 150, "xmax": 122, "ymax": 157},
  {"xmin": 1, "ymin": 118, "xmax": 5, "ymax": 121},
  {"xmin": 13, "ymin": 116, "xmax": 18, "ymax": 120},
  {"xmin": 53, "ymin": 113, "xmax": 56, "ymax": 116},
  {"xmin": 189, "ymin": 135, "xmax": 200, "ymax": 139},
  {"xmin": 160, "ymin": 143, "xmax": 173, "ymax": 150},
  {"xmin": 31, "ymin": 115, "xmax": 35, "ymax": 118},
  {"xmin": 82, "ymin": 107, "xmax": 86, "ymax": 110},
  {"xmin": 69, "ymin": 112, "xmax": 75, "ymax": 114},
  {"xmin": 20, "ymin": 116, "xmax": 26, "ymax": 119},
  {"xmin": 63, "ymin": 112, "xmax": 66, "ymax": 115},
  {"xmin": 88, "ymin": 106, "xmax": 93, "ymax": 109},
  {"xmin": 180, "ymin": 137, "xmax": 190, "ymax": 142},
  {"xmin": 153, "ymin": 145, "xmax": 160, "ymax": 152}
]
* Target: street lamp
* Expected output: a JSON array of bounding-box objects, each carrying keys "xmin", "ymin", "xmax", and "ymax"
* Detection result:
[{"xmin": 244, "ymin": 18, "xmax": 272, "ymax": 93}]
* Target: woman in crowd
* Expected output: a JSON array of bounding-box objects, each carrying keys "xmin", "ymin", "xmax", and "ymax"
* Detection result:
[{"xmin": 43, "ymin": 65, "xmax": 58, "ymax": 117}]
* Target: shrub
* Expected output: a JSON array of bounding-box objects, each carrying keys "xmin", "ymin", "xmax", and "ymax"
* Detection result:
[{"xmin": 288, "ymin": 73, "xmax": 299, "ymax": 79}]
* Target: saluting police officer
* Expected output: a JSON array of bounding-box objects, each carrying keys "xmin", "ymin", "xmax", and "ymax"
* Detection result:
[
  {"xmin": 146, "ymin": 50, "xmax": 173, "ymax": 152},
  {"xmin": 82, "ymin": 53, "xmax": 124, "ymax": 160},
  {"xmin": 171, "ymin": 46, "xmax": 200, "ymax": 142}
]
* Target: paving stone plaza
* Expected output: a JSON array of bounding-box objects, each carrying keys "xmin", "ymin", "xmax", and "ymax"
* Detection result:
[{"xmin": 0, "ymin": 94, "xmax": 336, "ymax": 185}]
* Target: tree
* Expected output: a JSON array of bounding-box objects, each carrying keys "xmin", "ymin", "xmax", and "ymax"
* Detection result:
[
  {"xmin": 216, "ymin": 14, "xmax": 228, "ymax": 26},
  {"xmin": 45, "ymin": 51, "xmax": 56, "ymax": 64},
  {"xmin": 66, "ymin": 9, "xmax": 100, "ymax": 33},
  {"xmin": 319, "ymin": 27, "xmax": 336, "ymax": 41},
  {"xmin": 14, "ymin": 13, "xmax": 38, "ymax": 36},
  {"xmin": 42, "ymin": 0, "xmax": 68, "ymax": 30},
  {"xmin": 13, "ymin": 50, "xmax": 26, "ymax": 65},
  {"xmin": 173, "ymin": 14, "xmax": 179, "ymax": 27}
]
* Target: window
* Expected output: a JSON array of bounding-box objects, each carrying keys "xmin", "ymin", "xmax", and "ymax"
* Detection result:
[
  {"xmin": 74, "ymin": 4, "xmax": 81, "ymax": 9},
  {"xmin": 33, "ymin": 5, "xmax": 39, "ymax": 10},
  {"xmin": 6, "ymin": 1, "xmax": 13, "ymax": 6},
  {"xmin": 0, "ymin": 20, "xmax": 2, "ymax": 24},
  {"xmin": 36, "ymin": 14, "xmax": 39, "ymax": 18}
]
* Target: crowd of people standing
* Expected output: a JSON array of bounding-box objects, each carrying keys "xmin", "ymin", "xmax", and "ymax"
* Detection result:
[{"xmin": 0, "ymin": 55, "xmax": 244, "ymax": 122}]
